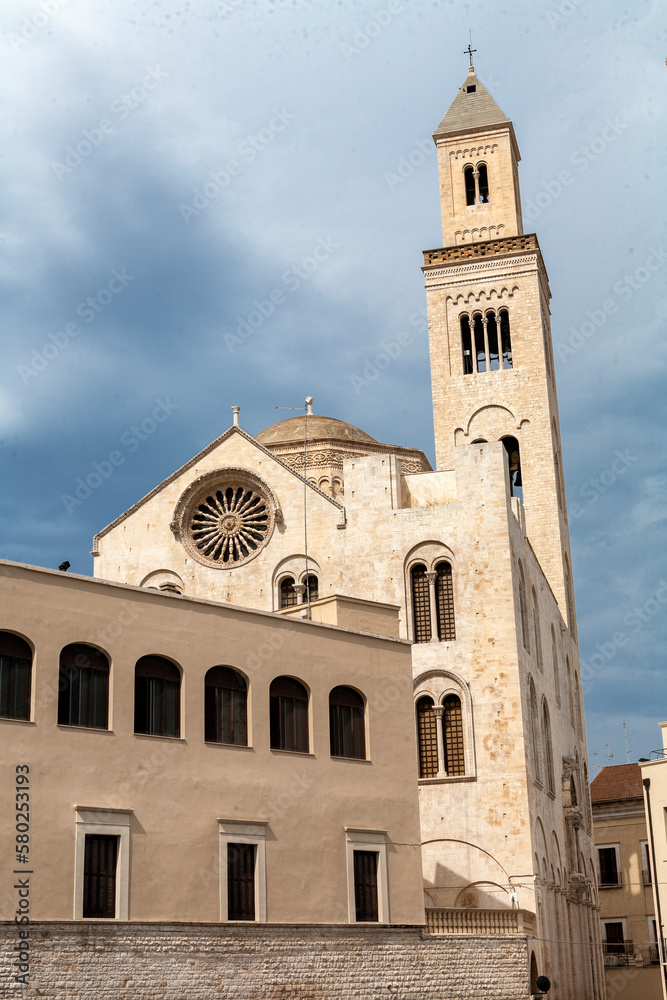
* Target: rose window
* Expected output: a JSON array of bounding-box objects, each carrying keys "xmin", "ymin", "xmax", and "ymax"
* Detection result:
[{"xmin": 173, "ymin": 469, "xmax": 278, "ymax": 569}]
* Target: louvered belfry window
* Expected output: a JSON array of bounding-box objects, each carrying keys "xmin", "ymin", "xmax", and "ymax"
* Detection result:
[
  {"xmin": 227, "ymin": 843, "xmax": 256, "ymax": 920},
  {"xmin": 442, "ymin": 695, "xmax": 465, "ymax": 776},
  {"xmin": 353, "ymin": 850, "xmax": 379, "ymax": 922},
  {"xmin": 83, "ymin": 834, "xmax": 118, "ymax": 918},
  {"xmin": 416, "ymin": 696, "xmax": 438, "ymax": 778},
  {"xmin": 280, "ymin": 577, "xmax": 297, "ymax": 608},
  {"xmin": 435, "ymin": 562, "xmax": 456, "ymax": 641},
  {"xmin": 411, "ymin": 565, "xmax": 431, "ymax": 643}
]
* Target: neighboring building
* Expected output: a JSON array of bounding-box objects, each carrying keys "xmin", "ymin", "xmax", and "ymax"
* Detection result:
[
  {"xmin": 0, "ymin": 64, "xmax": 605, "ymax": 999},
  {"xmin": 640, "ymin": 726, "xmax": 667, "ymax": 1000},
  {"xmin": 591, "ymin": 763, "xmax": 661, "ymax": 1000}
]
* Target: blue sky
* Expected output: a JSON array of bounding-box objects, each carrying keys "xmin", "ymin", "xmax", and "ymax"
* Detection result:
[{"xmin": 0, "ymin": 0, "xmax": 665, "ymax": 767}]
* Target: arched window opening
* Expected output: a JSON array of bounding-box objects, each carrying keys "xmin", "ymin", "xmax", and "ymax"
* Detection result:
[
  {"xmin": 551, "ymin": 626, "xmax": 561, "ymax": 707},
  {"xmin": 329, "ymin": 686, "xmax": 365, "ymax": 759},
  {"xmin": 270, "ymin": 676, "xmax": 308, "ymax": 753},
  {"xmin": 460, "ymin": 314, "xmax": 473, "ymax": 374},
  {"xmin": 435, "ymin": 561, "xmax": 456, "ymax": 641},
  {"xmin": 471, "ymin": 438, "xmax": 488, "ymax": 444},
  {"xmin": 134, "ymin": 655, "xmax": 180, "ymax": 738},
  {"xmin": 205, "ymin": 666, "xmax": 247, "ymax": 746},
  {"xmin": 477, "ymin": 163, "xmax": 489, "ymax": 203},
  {"xmin": 464, "ymin": 165, "xmax": 476, "ymax": 206},
  {"xmin": 416, "ymin": 696, "xmax": 438, "ymax": 778},
  {"xmin": 411, "ymin": 565, "xmax": 431, "ymax": 643},
  {"xmin": 473, "ymin": 314, "xmax": 486, "ymax": 372},
  {"xmin": 280, "ymin": 576, "xmax": 297, "ymax": 608},
  {"xmin": 532, "ymin": 588, "xmax": 543, "ymax": 670},
  {"xmin": 564, "ymin": 554, "xmax": 576, "ymax": 637},
  {"xmin": 529, "ymin": 679, "xmax": 541, "ymax": 783},
  {"xmin": 566, "ymin": 656, "xmax": 575, "ymax": 728},
  {"xmin": 499, "ymin": 309, "xmax": 512, "ymax": 368},
  {"xmin": 486, "ymin": 311, "xmax": 499, "ymax": 370},
  {"xmin": 502, "ymin": 436, "xmax": 523, "ymax": 501},
  {"xmin": 570, "ymin": 773, "xmax": 578, "ymax": 807},
  {"xmin": 58, "ymin": 644, "xmax": 109, "ymax": 730},
  {"xmin": 304, "ymin": 574, "xmax": 319, "ymax": 602},
  {"xmin": 530, "ymin": 953, "xmax": 539, "ymax": 995},
  {"xmin": 543, "ymin": 700, "xmax": 555, "ymax": 794},
  {"xmin": 442, "ymin": 695, "xmax": 465, "ymax": 776},
  {"xmin": 574, "ymin": 670, "xmax": 583, "ymax": 739},
  {"xmin": 518, "ymin": 563, "xmax": 530, "ymax": 652},
  {"xmin": 0, "ymin": 632, "xmax": 32, "ymax": 721},
  {"xmin": 332, "ymin": 478, "xmax": 343, "ymax": 499}
]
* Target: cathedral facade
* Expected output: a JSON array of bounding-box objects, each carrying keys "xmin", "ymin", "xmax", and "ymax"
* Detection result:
[{"xmin": 0, "ymin": 67, "xmax": 605, "ymax": 999}]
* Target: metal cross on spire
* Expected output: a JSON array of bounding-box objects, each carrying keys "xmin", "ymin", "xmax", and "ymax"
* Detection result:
[{"xmin": 464, "ymin": 31, "xmax": 476, "ymax": 68}]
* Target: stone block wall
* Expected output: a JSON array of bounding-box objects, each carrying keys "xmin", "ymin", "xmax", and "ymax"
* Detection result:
[{"xmin": 1, "ymin": 922, "xmax": 532, "ymax": 999}]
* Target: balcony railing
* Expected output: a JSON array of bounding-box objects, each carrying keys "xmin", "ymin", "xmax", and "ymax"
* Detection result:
[
  {"xmin": 425, "ymin": 907, "xmax": 534, "ymax": 937},
  {"xmin": 603, "ymin": 941, "xmax": 663, "ymax": 967}
]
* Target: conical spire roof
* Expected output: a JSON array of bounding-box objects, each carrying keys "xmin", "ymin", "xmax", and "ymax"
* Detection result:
[{"xmin": 435, "ymin": 66, "xmax": 510, "ymax": 136}]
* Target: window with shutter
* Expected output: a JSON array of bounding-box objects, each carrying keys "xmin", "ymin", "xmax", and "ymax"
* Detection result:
[
  {"xmin": 353, "ymin": 850, "xmax": 379, "ymax": 922},
  {"xmin": 227, "ymin": 843, "xmax": 256, "ymax": 920},
  {"xmin": 83, "ymin": 834, "xmax": 118, "ymax": 918}
]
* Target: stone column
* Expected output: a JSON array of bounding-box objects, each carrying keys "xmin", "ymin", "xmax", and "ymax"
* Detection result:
[
  {"xmin": 293, "ymin": 584, "xmax": 306, "ymax": 604},
  {"xmin": 425, "ymin": 571, "xmax": 439, "ymax": 643},
  {"xmin": 432, "ymin": 704, "xmax": 447, "ymax": 777}
]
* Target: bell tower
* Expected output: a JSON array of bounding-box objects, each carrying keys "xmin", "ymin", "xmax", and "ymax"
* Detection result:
[{"xmin": 424, "ymin": 65, "xmax": 575, "ymax": 622}]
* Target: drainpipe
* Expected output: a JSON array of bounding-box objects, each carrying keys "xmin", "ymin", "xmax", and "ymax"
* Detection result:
[{"xmin": 643, "ymin": 777, "xmax": 667, "ymax": 997}]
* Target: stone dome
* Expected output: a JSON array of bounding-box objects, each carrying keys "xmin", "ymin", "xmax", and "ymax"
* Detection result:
[{"xmin": 256, "ymin": 414, "xmax": 377, "ymax": 448}]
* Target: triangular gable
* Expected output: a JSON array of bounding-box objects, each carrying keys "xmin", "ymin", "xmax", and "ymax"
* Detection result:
[{"xmin": 92, "ymin": 425, "xmax": 345, "ymax": 553}]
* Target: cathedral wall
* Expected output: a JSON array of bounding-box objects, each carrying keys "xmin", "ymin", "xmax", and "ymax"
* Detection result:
[
  {"xmin": 0, "ymin": 922, "xmax": 532, "ymax": 1000},
  {"xmin": 0, "ymin": 561, "xmax": 423, "ymax": 925}
]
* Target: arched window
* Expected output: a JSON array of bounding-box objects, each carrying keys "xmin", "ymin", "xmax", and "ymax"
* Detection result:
[
  {"xmin": 270, "ymin": 676, "xmax": 308, "ymax": 753},
  {"xmin": 477, "ymin": 163, "xmax": 489, "ymax": 203},
  {"xmin": 58, "ymin": 644, "xmax": 109, "ymax": 729},
  {"xmin": 0, "ymin": 632, "xmax": 32, "ymax": 721},
  {"xmin": 529, "ymin": 678, "xmax": 541, "ymax": 783},
  {"xmin": 532, "ymin": 588, "xmax": 543, "ymax": 670},
  {"xmin": 566, "ymin": 656, "xmax": 575, "ymax": 728},
  {"xmin": 460, "ymin": 314, "xmax": 473, "ymax": 374},
  {"xmin": 134, "ymin": 655, "xmax": 180, "ymax": 738},
  {"xmin": 551, "ymin": 625, "xmax": 561, "ymax": 706},
  {"xmin": 205, "ymin": 666, "xmax": 247, "ymax": 745},
  {"xmin": 542, "ymin": 699, "xmax": 555, "ymax": 794},
  {"xmin": 280, "ymin": 577, "xmax": 297, "ymax": 608},
  {"xmin": 473, "ymin": 314, "xmax": 486, "ymax": 372},
  {"xmin": 435, "ymin": 561, "xmax": 456, "ymax": 641},
  {"xmin": 486, "ymin": 311, "xmax": 499, "ymax": 370},
  {"xmin": 464, "ymin": 165, "xmax": 476, "ymax": 206},
  {"xmin": 564, "ymin": 553, "xmax": 577, "ymax": 637},
  {"xmin": 416, "ymin": 696, "xmax": 438, "ymax": 778},
  {"xmin": 574, "ymin": 669, "xmax": 583, "ymax": 739},
  {"xmin": 502, "ymin": 436, "xmax": 522, "ymax": 500},
  {"xmin": 499, "ymin": 309, "xmax": 512, "ymax": 368},
  {"xmin": 442, "ymin": 695, "xmax": 465, "ymax": 775},
  {"xmin": 304, "ymin": 575, "xmax": 319, "ymax": 602},
  {"xmin": 411, "ymin": 565, "xmax": 431, "ymax": 643},
  {"xmin": 518, "ymin": 562, "xmax": 530, "ymax": 651},
  {"xmin": 329, "ymin": 686, "xmax": 365, "ymax": 759}
]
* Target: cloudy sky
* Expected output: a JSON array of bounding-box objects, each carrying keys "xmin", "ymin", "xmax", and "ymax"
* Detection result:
[{"xmin": 0, "ymin": 0, "xmax": 665, "ymax": 766}]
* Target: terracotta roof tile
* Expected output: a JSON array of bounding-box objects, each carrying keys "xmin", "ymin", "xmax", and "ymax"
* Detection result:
[{"xmin": 590, "ymin": 763, "xmax": 644, "ymax": 804}]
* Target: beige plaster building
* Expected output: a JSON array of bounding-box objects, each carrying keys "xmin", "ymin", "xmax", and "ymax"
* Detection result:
[
  {"xmin": 591, "ymin": 764, "xmax": 661, "ymax": 1000},
  {"xmin": 0, "ymin": 66, "xmax": 605, "ymax": 998},
  {"xmin": 639, "ymin": 727, "xmax": 667, "ymax": 1000}
]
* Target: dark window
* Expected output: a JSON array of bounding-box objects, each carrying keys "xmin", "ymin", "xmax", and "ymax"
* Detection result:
[
  {"xmin": 502, "ymin": 436, "xmax": 522, "ymax": 500},
  {"xmin": 58, "ymin": 644, "xmax": 109, "ymax": 729},
  {"xmin": 442, "ymin": 695, "xmax": 465, "ymax": 775},
  {"xmin": 604, "ymin": 921, "xmax": 625, "ymax": 954},
  {"xmin": 83, "ymin": 834, "xmax": 118, "ymax": 918},
  {"xmin": 460, "ymin": 314, "xmax": 473, "ymax": 374},
  {"xmin": 0, "ymin": 632, "xmax": 31, "ymax": 721},
  {"xmin": 500, "ymin": 309, "xmax": 512, "ymax": 368},
  {"xmin": 411, "ymin": 565, "xmax": 431, "ymax": 643},
  {"xmin": 486, "ymin": 311, "xmax": 499, "ymax": 369},
  {"xmin": 518, "ymin": 563, "xmax": 529, "ymax": 650},
  {"xmin": 270, "ymin": 676, "xmax": 308, "ymax": 752},
  {"xmin": 353, "ymin": 850, "xmax": 379, "ymax": 922},
  {"xmin": 435, "ymin": 562, "xmax": 456, "ymax": 641},
  {"xmin": 464, "ymin": 165, "xmax": 476, "ymax": 206},
  {"xmin": 543, "ymin": 701, "xmax": 555, "ymax": 794},
  {"xmin": 304, "ymin": 575, "xmax": 319, "ymax": 602},
  {"xmin": 416, "ymin": 696, "xmax": 438, "ymax": 778},
  {"xmin": 473, "ymin": 314, "xmax": 486, "ymax": 372},
  {"xmin": 598, "ymin": 847, "xmax": 620, "ymax": 886},
  {"xmin": 227, "ymin": 843, "xmax": 255, "ymax": 920},
  {"xmin": 478, "ymin": 163, "xmax": 489, "ymax": 202},
  {"xmin": 329, "ymin": 686, "xmax": 365, "ymax": 759},
  {"xmin": 280, "ymin": 577, "xmax": 297, "ymax": 608},
  {"xmin": 205, "ymin": 666, "xmax": 247, "ymax": 745},
  {"xmin": 134, "ymin": 656, "xmax": 180, "ymax": 737}
]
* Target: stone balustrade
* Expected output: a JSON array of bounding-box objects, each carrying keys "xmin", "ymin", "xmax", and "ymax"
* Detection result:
[{"xmin": 425, "ymin": 906, "xmax": 535, "ymax": 937}]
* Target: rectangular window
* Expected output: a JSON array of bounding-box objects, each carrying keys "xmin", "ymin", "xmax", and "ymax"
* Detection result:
[
  {"xmin": 641, "ymin": 841, "xmax": 652, "ymax": 884},
  {"xmin": 598, "ymin": 845, "xmax": 620, "ymax": 886},
  {"xmin": 83, "ymin": 834, "xmax": 118, "ymax": 918},
  {"xmin": 227, "ymin": 843, "xmax": 256, "ymax": 920},
  {"xmin": 353, "ymin": 850, "xmax": 379, "ymax": 922}
]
